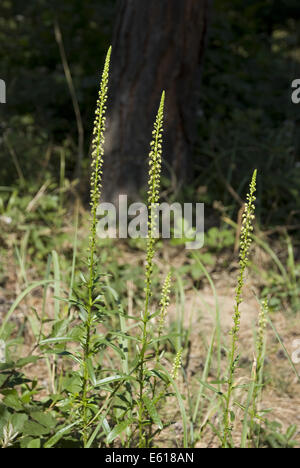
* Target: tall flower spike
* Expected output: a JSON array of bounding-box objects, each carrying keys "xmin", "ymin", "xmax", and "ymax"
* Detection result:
[
  {"xmin": 81, "ymin": 47, "xmax": 111, "ymax": 448},
  {"xmin": 232, "ymin": 169, "xmax": 257, "ymax": 337},
  {"xmin": 223, "ymin": 169, "xmax": 257, "ymax": 447},
  {"xmin": 89, "ymin": 46, "xmax": 112, "ymax": 255},
  {"xmin": 256, "ymin": 299, "xmax": 267, "ymax": 368},
  {"xmin": 138, "ymin": 92, "xmax": 165, "ymax": 448},
  {"xmin": 158, "ymin": 272, "xmax": 171, "ymax": 334},
  {"xmin": 145, "ymin": 91, "xmax": 165, "ymax": 294},
  {"xmin": 155, "ymin": 272, "xmax": 172, "ymax": 363},
  {"xmin": 239, "ymin": 169, "xmax": 257, "ymax": 270},
  {"xmin": 171, "ymin": 348, "xmax": 183, "ymax": 380},
  {"xmin": 148, "ymin": 91, "xmax": 165, "ymax": 209},
  {"xmin": 251, "ymin": 298, "xmax": 268, "ymax": 430}
]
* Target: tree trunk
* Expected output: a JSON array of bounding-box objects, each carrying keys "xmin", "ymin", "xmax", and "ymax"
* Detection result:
[{"xmin": 103, "ymin": 0, "xmax": 210, "ymax": 202}]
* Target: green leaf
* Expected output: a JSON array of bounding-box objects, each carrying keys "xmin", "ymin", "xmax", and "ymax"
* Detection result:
[
  {"xmin": 196, "ymin": 378, "xmax": 224, "ymax": 397},
  {"xmin": 51, "ymin": 319, "xmax": 68, "ymax": 338},
  {"xmin": 11, "ymin": 411, "xmax": 27, "ymax": 426},
  {"xmin": 15, "ymin": 356, "xmax": 40, "ymax": 368},
  {"xmin": 0, "ymin": 361, "xmax": 15, "ymax": 371},
  {"xmin": 87, "ymin": 358, "xmax": 97, "ymax": 386},
  {"xmin": 68, "ymin": 325, "xmax": 85, "ymax": 342},
  {"xmin": 107, "ymin": 420, "xmax": 132, "ymax": 445},
  {"xmin": 23, "ymin": 420, "xmax": 52, "ymax": 436},
  {"xmin": 95, "ymin": 375, "xmax": 134, "ymax": 386},
  {"xmin": 103, "ymin": 285, "xmax": 119, "ymax": 301},
  {"xmin": 20, "ymin": 436, "xmax": 34, "ymax": 448},
  {"xmin": 61, "ymin": 374, "xmax": 82, "ymax": 394},
  {"xmin": 11, "ymin": 413, "xmax": 28, "ymax": 432},
  {"xmin": 27, "ymin": 438, "xmax": 41, "ymax": 448},
  {"xmin": 102, "ymin": 418, "xmax": 111, "ymax": 436},
  {"xmin": 31, "ymin": 411, "xmax": 57, "ymax": 429},
  {"xmin": 3, "ymin": 391, "xmax": 23, "ymax": 411},
  {"xmin": 105, "ymin": 332, "xmax": 140, "ymax": 342},
  {"xmin": 147, "ymin": 369, "xmax": 169, "ymax": 385},
  {"xmin": 0, "ymin": 374, "xmax": 8, "ymax": 386},
  {"xmin": 102, "ymin": 340, "xmax": 126, "ymax": 360},
  {"xmin": 44, "ymin": 421, "xmax": 79, "ymax": 448},
  {"xmin": 142, "ymin": 395, "xmax": 163, "ymax": 429},
  {"xmin": 40, "ymin": 336, "xmax": 74, "ymax": 345},
  {"xmin": 286, "ymin": 424, "xmax": 297, "ymax": 440},
  {"xmin": 79, "ymin": 272, "xmax": 87, "ymax": 284}
]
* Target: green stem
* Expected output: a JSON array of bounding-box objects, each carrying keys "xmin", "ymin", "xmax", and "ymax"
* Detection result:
[{"xmin": 138, "ymin": 282, "xmax": 150, "ymax": 447}]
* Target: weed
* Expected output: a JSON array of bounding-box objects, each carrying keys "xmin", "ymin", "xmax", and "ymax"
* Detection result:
[
  {"xmin": 80, "ymin": 46, "xmax": 111, "ymax": 447},
  {"xmin": 222, "ymin": 169, "xmax": 257, "ymax": 447},
  {"xmin": 137, "ymin": 91, "xmax": 165, "ymax": 447}
]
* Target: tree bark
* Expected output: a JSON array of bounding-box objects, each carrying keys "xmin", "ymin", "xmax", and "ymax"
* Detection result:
[{"xmin": 103, "ymin": 0, "xmax": 210, "ymax": 202}]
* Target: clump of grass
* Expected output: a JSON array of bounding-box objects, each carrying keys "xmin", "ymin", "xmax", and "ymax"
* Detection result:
[{"xmin": 222, "ymin": 169, "xmax": 257, "ymax": 447}]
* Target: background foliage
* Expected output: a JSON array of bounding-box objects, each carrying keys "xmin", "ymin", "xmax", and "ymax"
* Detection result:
[{"xmin": 0, "ymin": 0, "xmax": 300, "ymax": 229}]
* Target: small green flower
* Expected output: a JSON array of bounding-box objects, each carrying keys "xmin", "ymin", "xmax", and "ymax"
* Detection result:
[
  {"xmin": 256, "ymin": 299, "xmax": 267, "ymax": 376},
  {"xmin": 171, "ymin": 348, "xmax": 183, "ymax": 380},
  {"xmin": 144, "ymin": 91, "xmax": 165, "ymax": 300},
  {"xmin": 158, "ymin": 272, "xmax": 171, "ymax": 332},
  {"xmin": 89, "ymin": 46, "xmax": 112, "ymax": 267}
]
